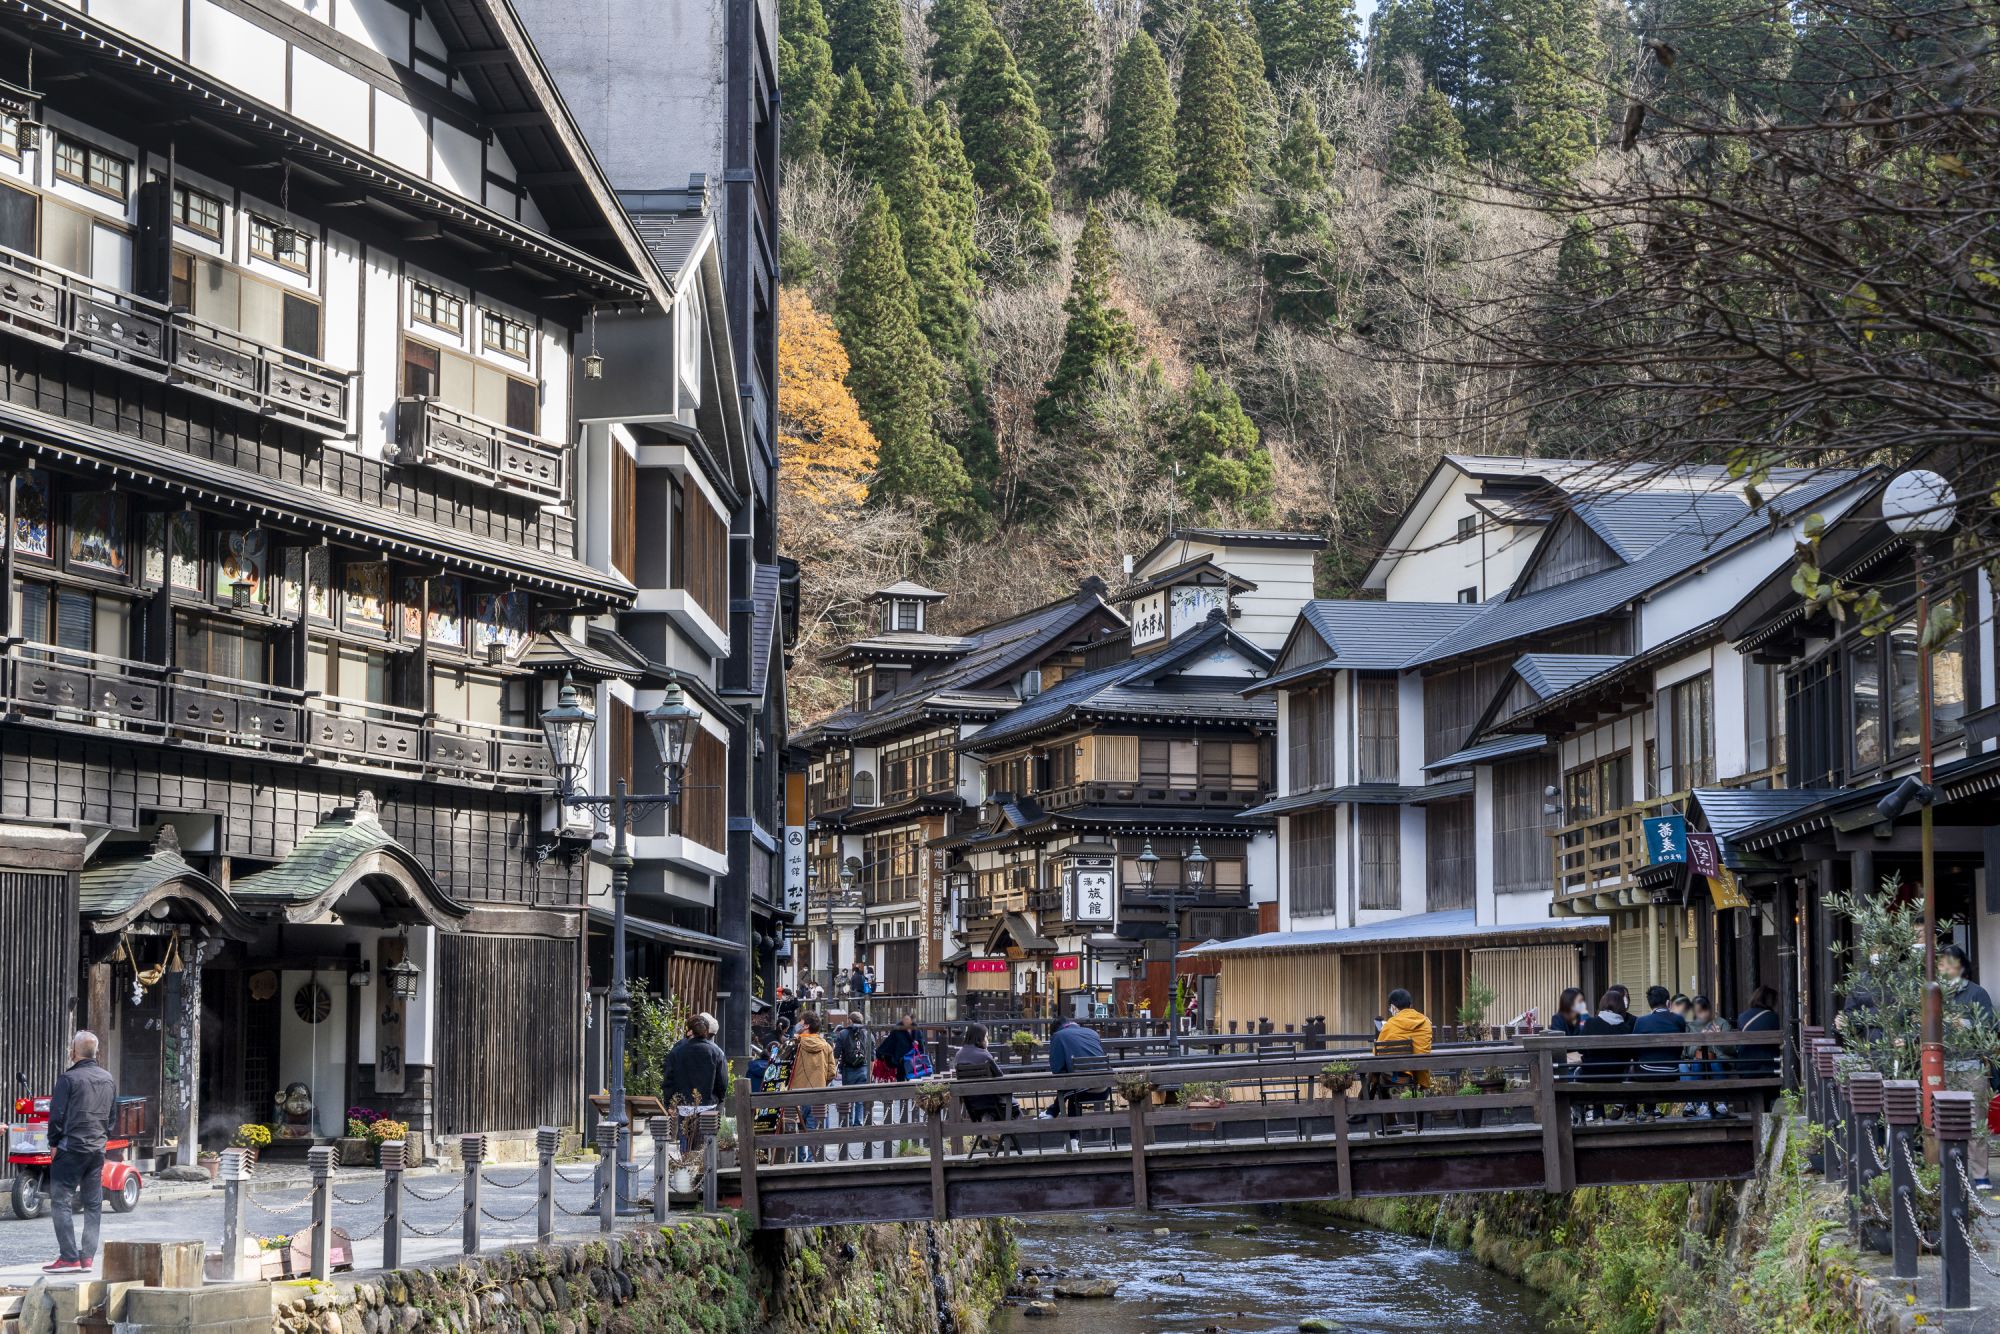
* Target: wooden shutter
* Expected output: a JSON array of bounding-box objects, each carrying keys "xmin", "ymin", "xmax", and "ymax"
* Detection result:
[
  {"xmin": 608, "ymin": 697, "xmax": 634, "ymax": 790},
  {"xmin": 611, "ymin": 447, "xmax": 636, "ymax": 582}
]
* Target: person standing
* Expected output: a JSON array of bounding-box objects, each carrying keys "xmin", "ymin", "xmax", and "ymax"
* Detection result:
[
  {"xmin": 789, "ymin": 1014, "xmax": 838, "ymax": 1160},
  {"xmin": 664, "ymin": 1012, "xmax": 729, "ymax": 1152},
  {"xmin": 833, "ymin": 1009, "xmax": 874, "ymax": 1154},
  {"xmin": 43, "ymin": 1031, "xmax": 115, "ymax": 1274},
  {"xmin": 1939, "ymin": 944, "xmax": 1996, "ymax": 1185}
]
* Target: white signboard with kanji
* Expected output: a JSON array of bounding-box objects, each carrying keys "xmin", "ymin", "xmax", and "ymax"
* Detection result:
[{"xmin": 1069, "ymin": 857, "xmax": 1116, "ymax": 923}]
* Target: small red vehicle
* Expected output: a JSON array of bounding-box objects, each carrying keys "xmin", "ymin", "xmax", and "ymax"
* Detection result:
[{"xmin": 7, "ymin": 1075, "xmax": 145, "ymax": 1220}]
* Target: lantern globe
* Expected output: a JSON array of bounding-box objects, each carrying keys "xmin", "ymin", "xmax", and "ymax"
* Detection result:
[
  {"xmin": 1136, "ymin": 840, "xmax": 1158, "ymax": 890},
  {"xmin": 539, "ymin": 675, "xmax": 596, "ymax": 793},
  {"xmin": 1881, "ymin": 470, "xmax": 1957, "ymax": 537},
  {"xmin": 383, "ymin": 955, "xmax": 421, "ymax": 1000},
  {"xmin": 646, "ymin": 681, "xmax": 703, "ymax": 774},
  {"xmin": 1185, "ymin": 841, "xmax": 1209, "ymax": 890}
]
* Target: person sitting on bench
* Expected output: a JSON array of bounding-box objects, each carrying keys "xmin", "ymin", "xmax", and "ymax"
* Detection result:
[
  {"xmin": 1048, "ymin": 1018, "xmax": 1109, "ymax": 1116},
  {"xmin": 1376, "ymin": 989, "xmax": 1433, "ymax": 1089}
]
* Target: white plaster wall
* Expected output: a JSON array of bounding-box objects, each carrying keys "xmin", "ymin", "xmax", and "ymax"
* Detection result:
[
  {"xmin": 1396, "ymin": 672, "xmax": 1426, "ymax": 784},
  {"xmin": 1248, "ymin": 829, "xmax": 1278, "ymax": 908},
  {"xmin": 1398, "ymin": 804, "xmax": 1426, "ymax": 914},
  {"xmin": 1383, "ymin": 470, "xmax": 1544, "ymax": 605},
  {"xmin": 1473, "ymin": 765, "xmax": 1497, "ymax": 925}
]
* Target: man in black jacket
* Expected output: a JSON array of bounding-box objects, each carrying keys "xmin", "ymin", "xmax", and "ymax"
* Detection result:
[
  {"xmin": 45, "ymin": 1030, "xmax": 115, "ymax": 1273},
  {"xmin": 1631, "ymin": 986, "xmax": 1689, "ymax": 1120}
]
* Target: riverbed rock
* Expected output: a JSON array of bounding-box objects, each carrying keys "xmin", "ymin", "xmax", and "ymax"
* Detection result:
[
  {"xmin": 1232, "ymin": 1223, "xmax": 1261, "ymax": 1235},
  {"xmin": 1053, "ymin": 1279, "xmax": 1118, "ymax": 1298},
  {"xmin": 1299, "ymin": 1320, "xmax": 1342, "ymax": 1332},
  {"xmin": 1021, "ymin": 1301, "xmax": 1058, "ymax": 1319},
  {"xmin": 1152, "ymin": 1227, "xmax": 1171, "ymax": 1237},
  {"xmin": 1161, "ymin": 1272, "xmax": 1187, "ymax": 1285}
]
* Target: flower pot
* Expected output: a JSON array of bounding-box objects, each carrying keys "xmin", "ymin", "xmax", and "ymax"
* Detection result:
[
  {"xmin": 1186, "ymin": 1097, "xmax": 1226, "ymax": 1133},
  {"xmin": 198, "ymin": 1153, "xmax": 221, "ymax": 1182},
  {"xmin": 335, "ymin": 1137, "xmax": 373, "ymax": 1168}
]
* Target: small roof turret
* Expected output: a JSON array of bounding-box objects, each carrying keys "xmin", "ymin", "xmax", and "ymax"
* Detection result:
[{"xmin": 871, "ymin": 580, "xmax": 948, "ymax": 602}]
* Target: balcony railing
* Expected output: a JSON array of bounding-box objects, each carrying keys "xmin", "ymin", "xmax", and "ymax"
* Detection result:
[
  {"xmin": 805, "ymin": 885, "xmax": 864, "ymax": 914},
  {"xmin": 1, "ymin": 642, "xmax": 552, "ymax": 790},
  {"xmin": 0, "ymin": 245, "xmax": 351, "ymax": 434},
  {"xmin": 1550, "ymin": 764, "xmax": 1788, "ymax": 903},
  {"xmin": 1037, "ymin": 780, "xmax": 1264, "ymax": 811},
  {"xmin": 393, "ymin": 397, "xmax": 568, "ymax": 507}
]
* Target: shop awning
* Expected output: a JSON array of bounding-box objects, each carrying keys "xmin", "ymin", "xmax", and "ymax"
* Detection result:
[
  {"xmin": 587, "ymin": 908, "xmax": 742, "ymax": 960},
  {"xmin": 1423, "ymin": 734, "xmax": 1549, "ymax": 772}
]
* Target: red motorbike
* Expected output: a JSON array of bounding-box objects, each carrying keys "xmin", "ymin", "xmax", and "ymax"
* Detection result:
[{"xmin": 7, "ymin": 1074, "xmax": 144, "ymax": 1220}]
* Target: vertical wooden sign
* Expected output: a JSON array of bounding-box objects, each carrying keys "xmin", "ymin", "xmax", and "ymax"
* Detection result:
[{"xmin": 374, "ymin": 936, "xmax": 408, "ymax": 1096}]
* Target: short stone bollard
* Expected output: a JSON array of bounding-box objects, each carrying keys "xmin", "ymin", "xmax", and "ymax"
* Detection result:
[
  {"xmin": 596, "ymin": 1119, "xmax": 620, "ymax": 1233},
  {"xmin": 535, "ymin": 1126, "xmax": 559, "ymax": 1245},
  {"xmin": 1935, "ymin": 1090, "xmax": 1975, "ymax": 1311},
  {"xmin": 701, "ymin": 1110, "xmax": 720, "ymax": 1214},
  {"xmin": 461, "ymin": 1134, "xmax": 485, "ymax": 1256},
  {"xmin": 1847, "ymin": 1071, "xmax": 1885, "ymax": 1249},
  {"xmin": 307, "ymin": 1145, "xmax": 335, "ymax": 1280},
  {"xmin": 219, "ymin": 1147, "xmax": 254, "ymax": 1281},
  {"xmin": 649, "ymin": 1116, "xmax": 673, "ymax": 1224},
  {"xmin": 380, "ymin": 1139, "xmax": 406, "ymax": 1272},
  {"xmin": 1882, "ymin": 1080, "xmax": 1922, "ymax": 1280}
]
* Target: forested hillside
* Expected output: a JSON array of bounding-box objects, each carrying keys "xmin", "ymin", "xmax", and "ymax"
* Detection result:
[{"xmin": 770, "ymin": 0, "xmax": 1983, "ymax": 723}]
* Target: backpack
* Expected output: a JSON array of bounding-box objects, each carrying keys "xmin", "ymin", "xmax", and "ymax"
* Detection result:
[{"xmin": 835, "ymin": 1025, "xmax": 869, "ymax": 1071}]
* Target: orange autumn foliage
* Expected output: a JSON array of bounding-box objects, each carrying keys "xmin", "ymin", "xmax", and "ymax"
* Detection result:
[{"xmin": 778, "ymin": 287, "xmax": 878, "ymax": 508}]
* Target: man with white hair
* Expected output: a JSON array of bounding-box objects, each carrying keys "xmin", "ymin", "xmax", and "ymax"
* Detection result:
[{"xmin": 44, "ymin": 1031, "xmax": 116, "ymax": 1273}]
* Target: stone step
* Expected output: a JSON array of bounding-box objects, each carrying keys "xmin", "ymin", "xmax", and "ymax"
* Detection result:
[{"xmin": 119, "ymin": 1283, "xmax": 271, "ymax": 1329}]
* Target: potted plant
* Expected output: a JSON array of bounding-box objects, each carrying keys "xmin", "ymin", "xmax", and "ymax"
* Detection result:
[
  {"xmin": 366, "ymin": 1117, "xmax": 416, "ymax": 1166},
  {"xmin": 1179, "ymin": 1080, "xmax": 1227, "ymax": 1132},
  {"xmin": 1009, "ymin": 1030, "xmax": 1038, "ymax": 1065},
  {"xmin": 1317, "ymin": 1061, "xmax": 1356, "ymax": 1098},
  {"xmin": 197, "ymin": 1148, "xmax": 221, "ymax": 1181},
  {"xmin": 1456, "ymin": 975, "xmax": 1498, "ymax": 1043},
  {"xmin": 232, "ymin": 1123, "xmax": 271, "ymax": 1168},
  {"xmin": 914, "ymin": 1081, "xmax": 952, "ymax": 1116},
  {"xmin": 337, "ymin": 1116, "xmax": 374, "ymax": 1168},
  {"xmin": 1114, "ymin": 1069, "xmax": 1157, "ymax": 1107}
]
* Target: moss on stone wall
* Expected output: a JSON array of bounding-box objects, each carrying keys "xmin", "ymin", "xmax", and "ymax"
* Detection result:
[
  {"xmin": 273, "ymin": 1215, "xmax": 1014, "ymax": 1334},
  {"xmin": 1301, "ymin": 1116, "xmax": 1859, "ymax": 1333}
]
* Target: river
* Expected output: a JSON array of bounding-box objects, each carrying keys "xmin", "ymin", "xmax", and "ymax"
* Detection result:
[{"xmin": 989, "ymin": 1207, "xmax": 1546, "ymax": 1333}]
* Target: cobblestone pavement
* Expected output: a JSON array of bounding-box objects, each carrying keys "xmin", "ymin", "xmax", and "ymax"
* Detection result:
[{"xmin": 0, "ymin": 1152, "xmax": 690, "ymax": 1285}]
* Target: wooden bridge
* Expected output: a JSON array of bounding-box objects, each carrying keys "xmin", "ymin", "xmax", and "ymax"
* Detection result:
[{"xmin": 724, "ymin": 1032, "xmax": 1784, "ymax": 1229}]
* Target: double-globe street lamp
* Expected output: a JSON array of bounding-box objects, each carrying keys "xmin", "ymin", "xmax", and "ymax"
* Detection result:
[
  {"xmin": 1136, "ymin": 839, "xmax": 1207, "ymax": 1055},
  {"xmin": 540, "ymin": 672, "xmax": 702, "ymax": 1209}
]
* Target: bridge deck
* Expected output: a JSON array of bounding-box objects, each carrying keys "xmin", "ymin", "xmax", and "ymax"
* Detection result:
[{"xmin": 723, "ymin": 1033, "xmax": 1784, "ymax": 1229}]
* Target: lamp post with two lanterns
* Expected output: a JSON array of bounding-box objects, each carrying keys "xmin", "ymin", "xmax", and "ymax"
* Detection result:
[
  {"xmin": 1136, "ymin": 839, "xmax": 1207, "ymax": 1055},
  {"xmin": 539, "ymin": 672, "xmax": 703, "ymax": 1209}
]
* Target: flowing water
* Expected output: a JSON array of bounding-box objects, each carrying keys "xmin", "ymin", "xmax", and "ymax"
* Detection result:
[{"xmin": 989, "ymin": 1207, "xmax": 1547, "ymax": 1333}]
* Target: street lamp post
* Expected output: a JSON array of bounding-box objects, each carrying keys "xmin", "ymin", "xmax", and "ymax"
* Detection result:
[
  {"xmin": 540, "ymin": 673, "xmax": 702, "ymax": 1211},
  {"xmin": 1882, "ymin": 469, "xmax": 1957, "ymax": 1122},
  {"xmin": 1177, "ymin": 842, "xmax": 1208, "ymax": 1056},
  {"xmin": 834, "ymin": 862, "xmax": 856, "ymax": 997},
  {"xmin": 1136, "ymin": 842, "xmax": 1158, "ymax": 1036}
]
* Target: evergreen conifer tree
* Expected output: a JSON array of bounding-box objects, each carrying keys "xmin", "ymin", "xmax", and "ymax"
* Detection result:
[
  {"xmin": 1204, "ymin": 0, "xmax": 1278, "ymax": 169},
  {"xmin": 1364, "ymin": 0, "xmax": 1435, "ymax": 90},
  {"xmin": 1173, "ymin": 20, "xmax": 1249, "ymax": 224},
  {"xmin": 1498, "ymin": 33, "xmax": 1597, "ymax": 186},
  {"xmin": 830, "ymin": 0, "xmax": 912, "ymax": 97},
  {"xmin": 836, "ymin": 189, "xmax": 969, "ymax": 510},
  {"xmin": 823, "ymin": 69, "xmax": 878, "ymax": 167},
  {"xmin": 1103, "ymin": 33, "xmax": 1176, "ymax": 207},
  {"xmin": 1263, "ymin": 101, "xmax": 1340, "ymax": 323},
  {"xmin": 778, "ymin": 0, "xmax": 840, "ymax": 159},
  {"xmin": 1387, "ymin": 84, "xmax": 1467, "ymax": 177},
  {"xmin": 1035, "ymin": 206, "xmax": 1139, "ymax": 434},
  {"xmin": 1256, "ymin": 0, "xmax": 1360, "ymax": 82},
  {"xmin": 1169, "ymin": 367, "xmax": 1272, "ymax": 521},
  {"xmin": 1012, "ymin": 0, "xmax": 1102, "ymax": 168},
  {"xmin": 959, "ymin": 28, "xmax": 1058, "ymax": 257},
  {"xmin": 874, "ymin": 86, "xmax": 975, "ymax": 364},
  {"xmin": 926, "ymin": 0, "xmax": 997, "ymax": 102},
  {"xmin": 928, "ymin": 103, "xmax": 984, "ymax": 276}
]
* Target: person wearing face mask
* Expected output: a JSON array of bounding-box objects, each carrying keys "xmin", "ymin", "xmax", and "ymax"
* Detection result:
[
  {"xmin": 1580, "ymin": 990, "xmax": 1637, "ymax": 1120},
  {"xmin": 1552, "ymin": 988, "xmax": 1589, "ymax": 1035}
]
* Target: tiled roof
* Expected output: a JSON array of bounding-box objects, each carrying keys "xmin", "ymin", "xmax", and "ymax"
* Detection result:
[
  {"xmin": 233, "ymin": 797, "xmax": 468, "ymax": 928},
  {"xmin": 749, "ymin": 562, "xmax": 782, "ymax": 699},
  {"xmin": 1513, "ymin": 653, "xmax": 1630, "ymax": 700},
  {"xmin": 1135, "ymin": 527, "xmax": 1326, "ymax": 569},
  {"xmin": 873, "ymin": 579, "xmax": 947, "ymax": 600},
  {"xmin": 1183, "ymin": 908, "xmax": 1610, "ymax": 957},
  {"xmin": 519, "ymin": 628, "xmax": 637, "ymax": 680},
  {"xmin": 78, "ymin": 842, "xmax": 256, "ymax": 938},
  {"xmin": 628, "ymin": 210, "xmax": 712, "ymax": 286},
  {"xmin": 1109, "ymin": 554, "xmax": 1256, "ymax": 602},
  {"xmin": 796, "ymin": 589, "xmax": 1118, "ymax": 746},
  {"xmin": 1423, "ymin": 734, "xmax": 1549, "ymax": 772},
  {"xmin": 1240, "ymin": 780, "xmax": 1470, "ymax": 818},
  {"xmin": 1256, "ymin": 600, "xmax": 1484, "ymax": 693},
  {"xmin": 965, "ymin": 621, "xmax": 1273, "ymax": 749},
  {"xmin": 1570, "ymin": 490, "xmax": 1751, "ymax": 561},
  {"xmin": 1405, "ymin": 471, "xmax": 1861, "ymax": 668}
]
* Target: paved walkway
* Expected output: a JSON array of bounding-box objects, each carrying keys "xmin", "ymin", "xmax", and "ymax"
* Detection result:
[{"xmin": 0, "ymin": 1153, "xmax": 693, "ymax": 1286}]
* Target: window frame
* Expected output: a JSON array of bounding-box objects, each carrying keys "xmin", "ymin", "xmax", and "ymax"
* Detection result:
[
  {"xmin": 52, "ymin": 135, "xmax": 129, "ymax": 202},
  {"xmin": 247, "ymin": 215, "xmax": 312, "ymax": 276},
  {"xmin": 409, "ymin": 281, "xmax": 465, "ymax": 336},
  {"xmin": 480, "ymin": 309, "xmax": 532, "ymax": 361},
  {"xmin": 170, "ymin": 182, "xmax": 224, "ymax": 240}
]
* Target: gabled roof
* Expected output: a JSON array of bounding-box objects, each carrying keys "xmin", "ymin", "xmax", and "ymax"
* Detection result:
[
  {"xmin": 1249, "ymin": 600, "xmax": 1484, "ymax": 694},
  {"xmin": 233, "ymin": 795, "xmax": 469, "ymax": 930},
  {"xmin": 1513, "ymin": 654, "xmax": 1630, "ymax": 700},
  {"xmin": 520, "ymin": 627, "xmax": 641, "ymax": 680},
  {"xmin": 963, "ymin": 620, "xmax": 1274, "ymax": 751},
  {"xmin": 873, "ymin": 580, "xmax": 949, "ymax": 601},
  {"xmin": 1135, "ymin": 528, "xmax": 1326, "ymax": 572},
  {"xmin": 79, "ymin": 830, "xmax": 257, "ymax": 940},
  {"xmin": 794, "ymin": 587, "xmax": 1122, "ymax": 747},
  {"xmin": 1571, "ymin": 490, "xmax": 1750, "ymax": 562},
  {"xmin": 627, "ymin": 209, "xmax": 717, "ymax": 291},
  {"xmin": 1404, "ymin": 471, "xmax": 1862, "ymax": 668},
  {"xmin": 1110, "ymin": 554, "xmax": 1258, "ymax": 603}
]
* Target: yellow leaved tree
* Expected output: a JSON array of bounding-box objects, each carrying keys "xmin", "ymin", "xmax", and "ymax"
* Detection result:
[{"xmin": 778, "ymin": 287, "xmax": 877, "ymax": 509}]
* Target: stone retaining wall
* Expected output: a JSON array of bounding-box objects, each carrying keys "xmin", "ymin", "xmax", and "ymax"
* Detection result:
[{"xmin": 269, "ymin": 1215, "xmax": 1014, "ymax": 1334}]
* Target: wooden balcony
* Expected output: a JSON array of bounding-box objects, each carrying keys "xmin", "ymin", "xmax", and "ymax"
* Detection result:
[
  {"xmin": 1, "ymin": 643, "xmax": 552, "ymax": 791},
  {"xmin": 1036, "ymin": 781, "xmax": 1264, "ymax": 811},
  {"xmin": 393, "ymin": 397, "xmax": 568, "ymax": 507},
  {"xmin": 0, "ymin": 245, "xmax": 350, "ymax": 434},
  {"xmin": 1550, "ymin": 766, "xmax": 1787, "ymax": 907}
]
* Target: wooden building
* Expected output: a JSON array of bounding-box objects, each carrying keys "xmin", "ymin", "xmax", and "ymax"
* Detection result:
[{"xmin": 0, "ymin": 0, "xmax": 685, "ymax": 1166}]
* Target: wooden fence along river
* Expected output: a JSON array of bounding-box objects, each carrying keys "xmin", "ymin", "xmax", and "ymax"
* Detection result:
[{"xmin": 725, "ymin": 1032, "xmax": 1785, "ymax": 1229}]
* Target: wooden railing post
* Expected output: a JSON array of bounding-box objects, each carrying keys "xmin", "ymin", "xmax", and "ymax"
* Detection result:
[
  {"xmin": 307, "ymin": 1145, "xmax": 334, "ymax": 1281},
  {"xmin": 380, "ymin": 1139, "xmax": 405, "ymax": 1272},
  {"xmin": 734, "ymin": 1077, "xmax": 760, "ymax": 1227},
  {"xmin": 926, "ymin": 1108, "xmax": 948, "ymax": 1221},
  {"xmin": 1527, "ymin": 1040, "xmax": 1571, "ymax": 1193},
  {"xmin": 1127, "ymin": 1093, "xmax": 1150, "ymax": 1212},
  {"xmin": 1847, "ymin": 1071, "xmax": 1885, "ymax": 1251}
]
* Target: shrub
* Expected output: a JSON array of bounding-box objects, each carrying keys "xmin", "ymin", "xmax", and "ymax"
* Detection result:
[{"xmin": 365, "ymin": 1118, "xmax": 409, "ymax": 1144}]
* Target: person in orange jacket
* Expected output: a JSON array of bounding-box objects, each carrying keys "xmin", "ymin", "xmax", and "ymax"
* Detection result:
[{"xmin": 1376, "ymin": 989, "xmax": 1434, "ymax": 1089}]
